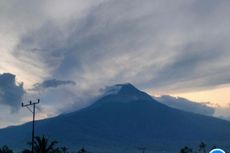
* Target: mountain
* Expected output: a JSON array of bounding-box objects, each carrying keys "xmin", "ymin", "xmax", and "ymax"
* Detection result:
[{"xmin": 1, "ymin": 83, "xmax": 230, "ymax": 153}]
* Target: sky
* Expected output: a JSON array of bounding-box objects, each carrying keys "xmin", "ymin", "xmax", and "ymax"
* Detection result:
[{"xmin": 0, "ymin": 0, "xmax": 230, "ymax": 128}]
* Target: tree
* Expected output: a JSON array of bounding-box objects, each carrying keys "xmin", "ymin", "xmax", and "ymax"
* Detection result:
[
  {"xmin": 21, "ymin": 149, "xmax": 31, "ymax": 153},
  {"xmin": 0, "ymin": 145, "xmax": 13, "ymax": 153},
  {"xmin": 78, "ymin": 147, "xmax": 87, "ymax": 153},
  {"xmin": 32, "ymin": 136, "xmax": 58, "ymax": 153},
  {"xmin": 50, "ymin": 148, "xmax": 62, "ymax": 153},
  {"xmin": 60, "ymin": 147, "xmax": 68, "ymax": 153},
  {"xmin": 180, "ymin": 146, "xmax": 193, "ymax": 153},
  {"xmin": 198, "ymin": 142, "xmax": 207, "ymax": 153}
]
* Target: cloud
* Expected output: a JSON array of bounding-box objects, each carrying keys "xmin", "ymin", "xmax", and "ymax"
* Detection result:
[
  {"xmin": 213, "ymin": 103, "xmax": 230, "ymax": 121},
  {"xmin": 1, "ymin": 0, "xmax": 230, "ymax": 126},
  {"xmin": 155, "ymin": 95, "xmax": 215, "ymax": 116},
  {"xmin": 11, "ymin": 0, "xmax": 230, "ymax": 94},
  {"xmin": 0, "ymin": 73, "xmax": 25, "ymax": 112},
  {"xmin": 33, "ymin": 79, "xmax": 76, "ymax": 90}
]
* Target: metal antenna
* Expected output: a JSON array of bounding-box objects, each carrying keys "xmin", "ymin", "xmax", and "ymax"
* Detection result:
[{"xmin": 22, "ymin": 99, "xmax": 40, "ymax": 153}]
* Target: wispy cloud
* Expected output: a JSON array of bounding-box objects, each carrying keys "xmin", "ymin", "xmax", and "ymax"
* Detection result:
[
  {"xmin": 11, "ymin": 0, "xmax": 230, "ymax": 93},
  {"xmin": 32, "ymin": 79, "xmax": 76, "ymax": 90}
]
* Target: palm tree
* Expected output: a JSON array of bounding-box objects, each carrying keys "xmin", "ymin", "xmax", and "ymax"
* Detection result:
[
  {"xmin": 32, "ymin": 136, "xmax": 58, "ymax": 153},
  {"xmin": 198, "ymin": 142, "xmax": 206, "ymax": 153},
  {"xmin": 0, "ymin": 145, "xmax": 13, "ymax": 153}
]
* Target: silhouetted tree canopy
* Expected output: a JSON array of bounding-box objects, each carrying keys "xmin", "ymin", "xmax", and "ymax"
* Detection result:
[
  {"xmin": 78, "ymin": 147, "xmax": 88, "ymax": 153},
  {"xmin": 180, "ymin": 146, "xmax": 193, "ymax": 153},
  {"xmin": 198, "ymin": 142, "xmax": 207, "ymax": 153},
  {"xmin": 0, "ymin": 145, "xmax": 13, "ymax": 153},
  {"xmin": 27, "ymin": 136, "xmax": 58, "ymax": 153}
]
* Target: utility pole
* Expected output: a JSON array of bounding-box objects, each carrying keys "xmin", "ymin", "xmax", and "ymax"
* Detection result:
[{"xmin": 22, "ymin": 99, "xmax": 40, "ymax": 153}]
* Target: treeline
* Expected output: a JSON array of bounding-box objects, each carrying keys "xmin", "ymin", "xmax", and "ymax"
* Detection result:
[
  {"xmin": 0, "ymin": 136, "xmax": 88, "ymax": 153},
  {"xmin": 0, "ymin": 138, "xmax": 228, "ymax": 153},
  {"xmin": 180, "ymin": 142, "xmax": 228, "ymax": 153}
]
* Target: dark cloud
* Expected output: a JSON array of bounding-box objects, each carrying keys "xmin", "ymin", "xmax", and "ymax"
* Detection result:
[
  {"xmin": 155, "ymin": 95, "xmax": 215, "ymax": 116},
  {"xmin": 33, "ymin": 79, "xmax": 76, "ymax": 90},
  {"xmin": 13, "ymin": 0, "xmax": 230, "ymax": 94},
  {"xmin": 0, "ymin": 73, "xmax": 25, "ymax": 112}
]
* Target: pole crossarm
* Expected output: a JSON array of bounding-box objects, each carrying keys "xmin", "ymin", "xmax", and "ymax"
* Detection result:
[{"xmin": 22, "ymin": 99, "xmax": 40, "ymax": 107}]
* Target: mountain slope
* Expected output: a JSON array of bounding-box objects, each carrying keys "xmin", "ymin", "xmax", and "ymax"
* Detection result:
[{"xmin": 1, "ymin": 83, "xmax": 230, "ymax": 153}]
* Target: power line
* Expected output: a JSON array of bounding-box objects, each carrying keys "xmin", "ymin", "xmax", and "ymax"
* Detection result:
[{"xmin": 22, "ymin": 99, "xmax": 40, "ymax": 153}]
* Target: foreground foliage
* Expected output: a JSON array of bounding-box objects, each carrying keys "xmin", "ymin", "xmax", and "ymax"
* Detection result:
[
  {"xmin": 1, "ymin": 138, "xmax": 229, "ymax": 153},
  {"xmin": 0, "ymin": 145, "xmax": 13, "ymax": 153},
  {"xmin": 179, "ymin": 142, "xmax": 229, "ymax": 153}
]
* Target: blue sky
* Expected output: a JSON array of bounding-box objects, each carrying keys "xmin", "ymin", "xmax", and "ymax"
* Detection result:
[{"xmin": 0, "ymin": 0, "xmax": 230, "ymax": 127}]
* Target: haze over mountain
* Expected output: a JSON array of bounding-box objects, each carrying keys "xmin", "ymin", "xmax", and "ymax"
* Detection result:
[
  {"xmin": 156, "ymin": 95, "xmax": 215, "ymax": 117},
  {"xmin": 1, "ymin": 83, "xmax": 230, "ymax": 153}
]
